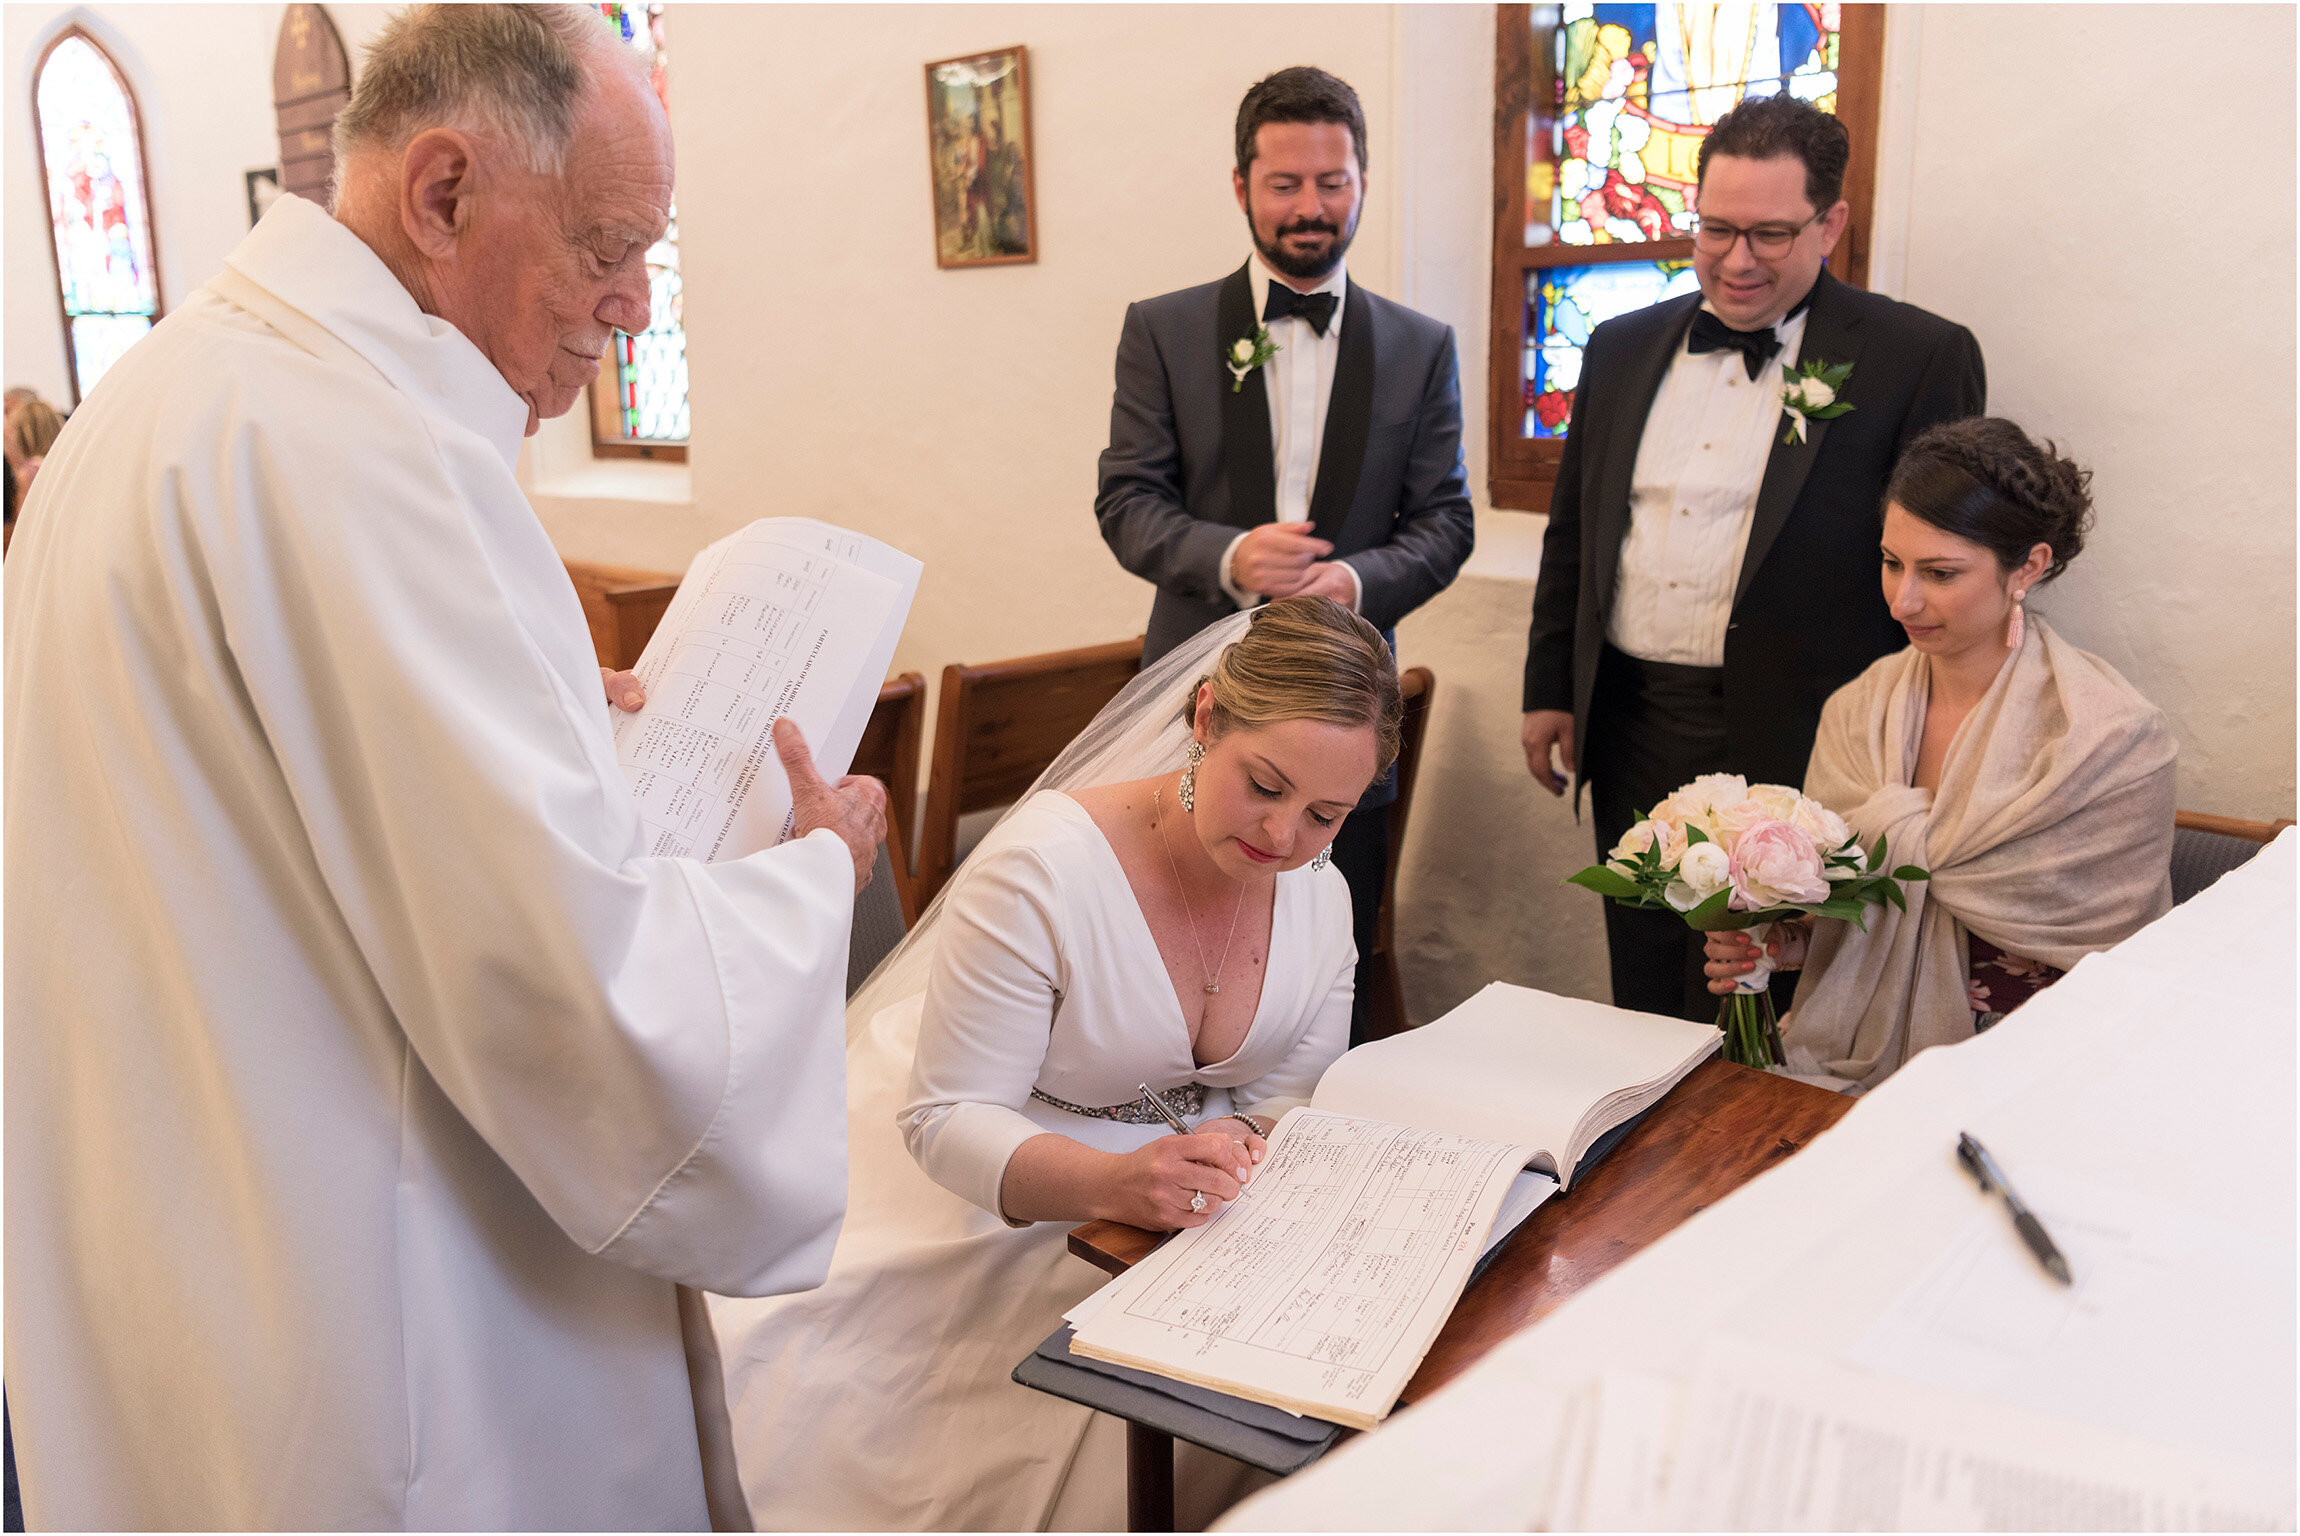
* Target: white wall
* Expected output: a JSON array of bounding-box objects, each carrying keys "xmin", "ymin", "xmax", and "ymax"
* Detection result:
[
  {"xmin": 538, "ymin": 4, "xmax": 1424, "ymax": 684},
  {"xmin": 2, "ymin": 3, "xmax": 394, "ymax": 403},
  {"xmin": 1879, "ymin": 3, "xmax": 2297, "ymax": 821},
  {"xmin": 6, "ymin": 5, "xmax": 2289, "ymax": 1026}
]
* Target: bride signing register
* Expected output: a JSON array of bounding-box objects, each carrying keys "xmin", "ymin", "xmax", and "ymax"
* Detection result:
[{"xmin": 710, "ymin": 596, "xmax": 1401, "ymax": 1530}]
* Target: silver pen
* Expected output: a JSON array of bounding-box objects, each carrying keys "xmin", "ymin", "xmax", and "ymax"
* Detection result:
[{"xmin": 1135, "ymin": 1083, "xmax": 1194, "ymax": 1136}]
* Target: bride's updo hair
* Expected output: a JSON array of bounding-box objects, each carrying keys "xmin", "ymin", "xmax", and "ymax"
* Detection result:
[
  {"xmin": 1885, "ymin": 417, "xmax": 2094, "ymax": 585},
  {"xmin": 1192, "ymin": 596, "xmax": 1404, "ymax": 773}
]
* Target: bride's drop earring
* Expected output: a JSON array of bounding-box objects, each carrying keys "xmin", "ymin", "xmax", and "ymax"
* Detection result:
[
  {"xmin": 1310, "ymin": 845, "xmax": 1331, "ymax": 872},
  {"xmin": 2006, "ymin": 590, "xmax": 2028, "ymax": 650},
  {"xmin": 1179, "ymin": 741, "xmax": 1204, "ymax": 813}
]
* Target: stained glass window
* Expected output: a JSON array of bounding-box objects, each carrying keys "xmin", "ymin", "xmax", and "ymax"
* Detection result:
[
  {"xmin": 591, "ymin": 2, "xmax": 688, "ymax": 453},
  {"xmin": 1540, "ymin": 3, "xmax": 1839, "ymax": 247},
  {"xmin": 1524, "ymin": 260, "xmax": 1698, "ymax": 438},
  {"xmin": 35, "ymin": 32, "xmax": 160, "ymax": 402}
]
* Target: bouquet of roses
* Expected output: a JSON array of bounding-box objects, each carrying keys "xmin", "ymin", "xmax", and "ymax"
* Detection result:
[{"xmin": 1566, "ymin": 774, "xmax": 1928, "ymax": 1069}]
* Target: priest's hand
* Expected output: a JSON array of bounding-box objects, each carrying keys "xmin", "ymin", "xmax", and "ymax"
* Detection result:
[
  {"xmin": 600, "ymin": 668, "xmax": 645, "ymax": 712},
  {"xmin": 774, "ymin": 716, "xmax": 889, "ymax": 893},
  {"xmin": 1110, "ymin": 1132, "xmax": 1253, "ymax": 1231},
  {"xmin": 1229, "ymin": 520, "xmax": 1332, "ymax": 598},
  {"xmin": 1522, "ymin": 709, "xmax": 1575, "ymax": 796}
]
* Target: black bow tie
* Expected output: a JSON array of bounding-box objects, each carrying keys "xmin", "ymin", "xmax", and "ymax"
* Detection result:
[
  {"xmin": 1686, "ymin": 309, "xmax": 1782, "ymax": 380},
  {"xmin": 1263, "ymin": 284, "xmax": 1339, "ymax": 338}
]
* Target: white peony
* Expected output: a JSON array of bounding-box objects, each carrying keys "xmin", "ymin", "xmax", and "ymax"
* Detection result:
[
  {"xmin": 1715, "ymin": 783, "xmax": 1801, "ymax": 843},
  {"xmin": 1787, "ymin": 795, "xmax": 1850, "ymax": 851},
  {"xmin": 1664, "ymin": 839, "xmax": 1732, "ymax": 911},
  {"xmin": 1607, "ymin": 820, "xmax": 1656, "ymax": 873},
  {"xmin": 1746, "ymin": 783, "xmax": 1802, "ymax": 821}
]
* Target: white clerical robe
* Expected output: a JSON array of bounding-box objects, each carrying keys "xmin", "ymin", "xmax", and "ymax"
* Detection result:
[{"xmin": 4, "ymin": 193, "xmax": 851, "ymax": 1530}]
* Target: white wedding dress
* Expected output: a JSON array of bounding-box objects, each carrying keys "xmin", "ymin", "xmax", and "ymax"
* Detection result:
[
  {"xmin": 711, "ymin": 761, "xmax": 1357, "ymax": 1530},
  {"xmin": 708, "ymin": 616, "xmax": 1352, "ymax": 1526}
]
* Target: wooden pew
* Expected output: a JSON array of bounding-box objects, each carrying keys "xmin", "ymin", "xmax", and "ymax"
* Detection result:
[{"xmin": 563, "ymin": 559, "xmax": 680, "ymax": 671}]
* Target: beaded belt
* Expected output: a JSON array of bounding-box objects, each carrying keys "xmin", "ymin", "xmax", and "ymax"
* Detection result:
[{"xmin": 1029, "ymin": 1082, "xmax": 1209, "ymax": 1124}]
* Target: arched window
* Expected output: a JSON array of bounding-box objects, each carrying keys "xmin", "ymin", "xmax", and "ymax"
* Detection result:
[
  {"xmin": 33, "ymin": 28, "xmax": 162, "ymax": 404},
  {"xmin": 588, "ymin": 2, "xmax": 689, "ymax": 461}
]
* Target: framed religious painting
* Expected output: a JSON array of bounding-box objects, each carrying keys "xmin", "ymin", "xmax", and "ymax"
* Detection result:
[
  {"xmin": 924, "ymin": 46, "xmax": 1037, "ymax": 268},
  {"xmin": 1487, "ymin": 3, "xmax": 1883, "ymax": 509}
]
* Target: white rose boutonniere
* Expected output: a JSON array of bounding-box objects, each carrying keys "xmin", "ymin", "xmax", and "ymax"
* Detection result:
[
  {"xmin": 1779, "ymin": 358, "xmax": 1855, "ymax": 444},
  {"xmin": 1226, "ymin": 326, "xmax": 1280, "ymax": 393}
]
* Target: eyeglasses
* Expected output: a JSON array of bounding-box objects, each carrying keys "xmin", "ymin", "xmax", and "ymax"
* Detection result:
[{"xmin": 1692, "ymin": 210, "xmax": 1824, "ymax": 258}]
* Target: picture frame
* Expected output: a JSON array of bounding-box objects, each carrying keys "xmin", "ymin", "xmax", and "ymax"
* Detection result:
[{"xmin": 923, "ymin": 46, "xmax": 1037, "ymax": 268}]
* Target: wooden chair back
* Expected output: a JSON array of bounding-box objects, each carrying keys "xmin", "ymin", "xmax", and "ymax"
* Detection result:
[
  {"xmin": 563, "ymin": 559, "xmax": 680, "ymax": 671},
  {"xmin": 914, "ymin": 636, "xmax": 1145, "ymax": 906},
  {"xmin": 1362, "ymin": 667, "xmax": 1434, "ymax": 1041},
  {"xmin": 2170, "ymin": 809, "xmax": 2293, "ymax": 906},
  {"xmin": 851, "ymin": 672, "xmax": 927, "ymax": 923}
]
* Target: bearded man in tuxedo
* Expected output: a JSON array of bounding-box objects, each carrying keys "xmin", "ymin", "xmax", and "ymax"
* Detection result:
[
  {"xmin": 1095, "ymin": 65, "xmax": 1474, "ymax": 1044},
  {"xmin": 1521, "ymin": 95, "xmax": 1985, "ymax": 1021}
]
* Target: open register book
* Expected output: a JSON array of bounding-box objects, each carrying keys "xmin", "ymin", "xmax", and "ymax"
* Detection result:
[
  {"xmin": 1066, "ymin": 983, "xmax": 1719, "ymax": 1429},
  {"xmin": 612, "ymin": 517, "xmax": 919, "ymax": 862}
]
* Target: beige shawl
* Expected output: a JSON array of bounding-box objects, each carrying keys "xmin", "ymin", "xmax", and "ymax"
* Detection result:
[{"xmin": 1781, "ymin": 615, "xmax": 2175, "ymax": 1092}]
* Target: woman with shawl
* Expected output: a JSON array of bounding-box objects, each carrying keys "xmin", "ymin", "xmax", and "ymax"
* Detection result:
[
  {"xmin": 710, "ymin": 596, "xmax": 1401, "ymax": 1530},
  {"xmin": 1707, "ymin": 418, "xmax": 2174, "ymax": 1092}
]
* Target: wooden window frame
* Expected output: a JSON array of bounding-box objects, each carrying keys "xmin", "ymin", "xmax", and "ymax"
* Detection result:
[
  {"xmin": 32, "ymin": 25, "xmax": 164, "ymax": 408},
  {"xmin": 589, "ymin": 360, "xmax": 688, "ymax": 463},
  {"xmin": 1487, "ymin": 3, "xmax": 1883, "ymax": 512}
]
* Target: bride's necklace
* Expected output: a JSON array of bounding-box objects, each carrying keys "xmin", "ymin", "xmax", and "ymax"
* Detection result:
[{"xmin": 1153, "ymin": 785, "xmax": 1244, "ymax": 997}]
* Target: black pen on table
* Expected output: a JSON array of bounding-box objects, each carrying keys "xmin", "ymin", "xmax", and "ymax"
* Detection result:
[{"xmin": 1956, "ymin": 1132, "xmax": 2072, "ymax": 1285}]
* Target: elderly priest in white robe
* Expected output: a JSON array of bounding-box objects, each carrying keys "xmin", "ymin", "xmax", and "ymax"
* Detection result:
[{"xmin": 3, "ymin": 7, "xmax": 887, "ymax": 1529}]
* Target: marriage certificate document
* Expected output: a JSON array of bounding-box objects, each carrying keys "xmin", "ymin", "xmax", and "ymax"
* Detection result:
[{"xmin": 612, "ymin": 517, "xmax": 920, "ymax": 861}]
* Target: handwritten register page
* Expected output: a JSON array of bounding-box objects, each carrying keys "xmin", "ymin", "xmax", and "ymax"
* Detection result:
[
  {"xmin": 1067, "ymin": 1108, "xmax": 1533, "ymax": 1430},
  {"xmin": 612, "ymin": 518, "xmax": 920, "ymax": 862}
]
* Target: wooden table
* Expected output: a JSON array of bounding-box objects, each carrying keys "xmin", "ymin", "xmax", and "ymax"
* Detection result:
[{"xmin": 1064, "ymin": 1058, "xmax": 1855, "ymax": 1529}]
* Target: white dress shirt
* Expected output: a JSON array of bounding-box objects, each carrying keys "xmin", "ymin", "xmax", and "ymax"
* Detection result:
[
  {"xmin": 1218, "ymin": 254, "xmax": 1363, "ymax": 611},
  {"xmin": 1607, "ymin": 305, "xmax": 1809, "ymax": 667}
]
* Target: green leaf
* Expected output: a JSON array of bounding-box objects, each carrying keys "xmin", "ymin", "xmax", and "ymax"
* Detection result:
[
  {"xmin": 1883, "ymin": 881, "xmax": 1908, "ymax": 912},
  {"xmin": 1803, "ymin": 897, "xmax": 1876, "ymax": 923},
  {"xmin": 1684, "ymin": 823, "xmax": 1710, "ymax": 846},
  {"xmin": 1565, "ymin": 866, "xmax": 1644, "ymax": 900},
  {"xmin": 1892, "ymin": 866, "xmax": 1930, "ymax": 882},
  {"xmin": 1679, "ymin": 887, "xmax": 1746, "ymax": 931},
  {"xmin": 1868, "ymin": 834, "xmax": 1889, "ymax": 868}
]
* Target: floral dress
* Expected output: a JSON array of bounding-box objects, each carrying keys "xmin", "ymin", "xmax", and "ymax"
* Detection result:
[{"xmin": 1967, "ymin": 936, "xmax": 2066, "ymax": 1031}]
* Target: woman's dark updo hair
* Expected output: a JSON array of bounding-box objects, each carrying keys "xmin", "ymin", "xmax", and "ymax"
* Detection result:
[{"xmin": 1884, "ymin": 417, "xmax": 2094, "ymax": 585}]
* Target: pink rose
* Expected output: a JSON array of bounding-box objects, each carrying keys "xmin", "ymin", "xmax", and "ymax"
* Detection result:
[{"xmin": 1728, "ymin": 818, "xmax": 1830, "ymax": 909}]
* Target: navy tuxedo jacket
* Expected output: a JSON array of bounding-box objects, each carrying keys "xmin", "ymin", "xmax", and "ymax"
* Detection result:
[
  {"xmin": 1523, "ymin": 268, "xmax": 1986, "ymax": 793},
  {"xmin": 1095, "ymin": 261, "xmax": 1475, "ymax": 666}
]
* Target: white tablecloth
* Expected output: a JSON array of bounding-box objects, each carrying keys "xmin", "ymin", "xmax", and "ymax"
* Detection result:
[{"xmin": 1223, "ymin": 832, "xmax": 2297, "ymax": 1529}]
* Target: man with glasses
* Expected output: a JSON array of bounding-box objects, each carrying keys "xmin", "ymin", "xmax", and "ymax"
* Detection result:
[{"xmin": 1520, "ymin": 94, "xmax": 1983, "ymax": 1021}]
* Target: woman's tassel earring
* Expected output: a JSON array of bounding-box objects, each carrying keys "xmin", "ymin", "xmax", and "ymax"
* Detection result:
[
  {"xmin": 2006, "ymin": 591, "xmax": 2027, "ymax": 650},
  {"xmin": 1310, "ymin": 845, "xmax": 1332, "ymax": 872},
  {"xmin": 1179, "ymin": 742, "xmax": 1204, "ymax": 812}
]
